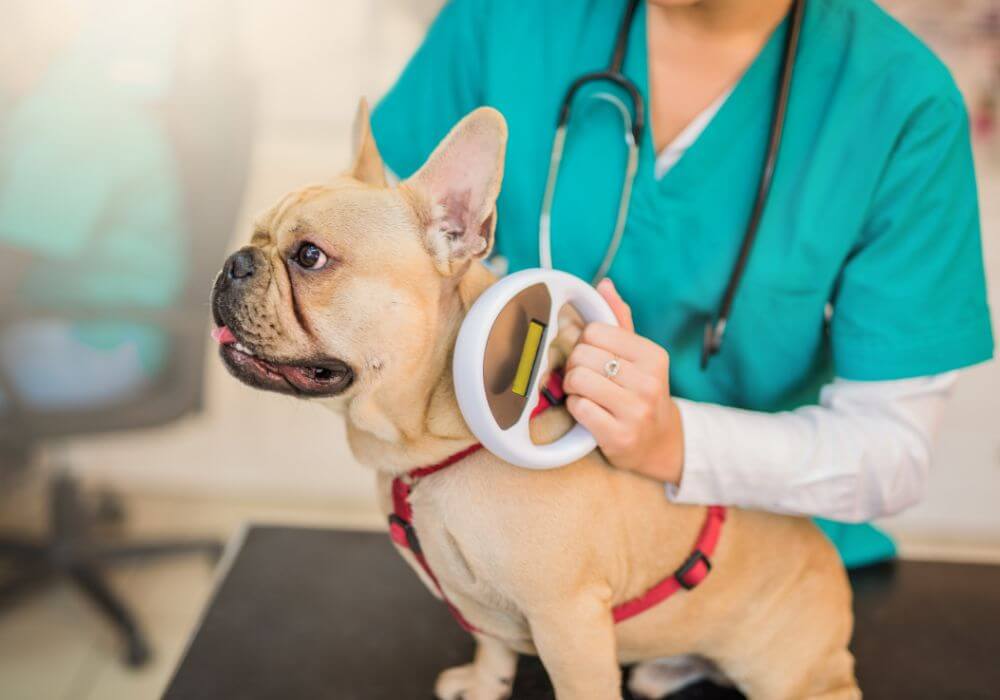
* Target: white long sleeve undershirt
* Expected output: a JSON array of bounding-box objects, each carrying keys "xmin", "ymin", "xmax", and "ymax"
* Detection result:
[
  {"xmin": 668, "ymin": 373, "xmax": 957, "ymax": 522},
  {"xmin": 654, "ymin": 89, "xmax": 956, "ymax": 522}
]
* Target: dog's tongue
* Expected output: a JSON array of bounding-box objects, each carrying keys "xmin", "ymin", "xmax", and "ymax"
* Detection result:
[{"xmin": 212, "ymin": 326, "xmax": 237, "ymax": 345}]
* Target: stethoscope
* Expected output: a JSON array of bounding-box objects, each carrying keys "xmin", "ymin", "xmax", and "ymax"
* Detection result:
[{"xmin": 538, "ymin": 0, "xmax": 805, "ymax": 369}]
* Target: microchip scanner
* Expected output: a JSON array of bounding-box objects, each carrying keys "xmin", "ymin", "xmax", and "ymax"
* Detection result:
[{"xmin": 453, "ymin": 268, "xmax": 618, "ymax": 469}]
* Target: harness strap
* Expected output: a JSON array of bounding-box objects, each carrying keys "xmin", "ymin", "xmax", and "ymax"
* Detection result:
[
  {"xmin": 611, "ymin": 505, "xmax": 727, "ymax": 622},
  {"xmin": 387, "ymin": 370, "xmax": 725, "ymax": 634}
]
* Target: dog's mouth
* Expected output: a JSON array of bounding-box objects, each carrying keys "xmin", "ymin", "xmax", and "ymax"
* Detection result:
[{"xmin": 212, "ymin": 325, "xmax": 354, "ymax": 397}]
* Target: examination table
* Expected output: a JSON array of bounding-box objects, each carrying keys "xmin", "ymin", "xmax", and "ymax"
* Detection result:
[{"xmin": 165, "ymin": 526, "xmax": 1000, "ymax": 699}]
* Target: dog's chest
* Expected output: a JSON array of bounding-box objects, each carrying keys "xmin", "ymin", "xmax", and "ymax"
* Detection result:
[{"xmin": 377, "ymin": 471, "xmax": 535, "ymax": 643}]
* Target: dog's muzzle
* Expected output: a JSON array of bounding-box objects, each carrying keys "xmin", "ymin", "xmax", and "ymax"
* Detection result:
[{"xmin": 210, "ymin": 247, "xmax": 355, "ymax": 398}]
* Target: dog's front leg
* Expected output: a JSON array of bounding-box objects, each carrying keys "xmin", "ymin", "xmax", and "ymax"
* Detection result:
[
  {"xmin": 527, "ymin": 594, "xmax": 621, "ymax": 700},
  {"xmin": 435, "ymin": 634, "xmax": 517, "ymax": 700}
]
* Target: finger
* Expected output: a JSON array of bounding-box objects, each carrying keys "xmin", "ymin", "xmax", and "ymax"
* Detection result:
[
  {"xmin": 597, "ymin": 278, "xmax": 634, "ymax": 332},
  {"xmin": 565, "ymin": 395, "xmax": 620, "ymax": 448},
  {"xmin": 579, "ymin": 323, "xmax": 646, "ymax": 364},
  {"xmin": 566, "ymin": 343, "xmax": 651, "ymax": 395},
  {"xmin": 580, "ymin": 322, "xmax": 667, "ymax": 374},
  {"xmin": 562, "ymin": 365, "xmax": 633, "ymax": 419}
]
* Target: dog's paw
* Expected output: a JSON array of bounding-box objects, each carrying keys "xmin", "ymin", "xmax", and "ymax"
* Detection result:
[
  {"xmin": 628, "ymin": 656, "xmax": 728, "ymax": 699},
  {"xmin": 435, "ymin": 664, "xmax": 474, "ymax": 700},
  {"xmin": 434, "ymin": 663, "xmax": 513, "ymax": 700}
]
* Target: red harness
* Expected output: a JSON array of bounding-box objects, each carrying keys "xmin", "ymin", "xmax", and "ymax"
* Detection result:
[{"xmin": 387, "ymin": 372, "xmax": 727, "ymax": 633}]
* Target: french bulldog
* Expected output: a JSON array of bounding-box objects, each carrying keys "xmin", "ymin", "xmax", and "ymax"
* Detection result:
[{"xmin": 210, "ymin": 100, "xmax": 860, "ymax": 700}]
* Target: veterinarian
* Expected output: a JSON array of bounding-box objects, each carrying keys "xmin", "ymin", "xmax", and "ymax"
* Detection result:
[{"xmin": 371, "ymin": 0, "xmax": 994, "ymax": 568}]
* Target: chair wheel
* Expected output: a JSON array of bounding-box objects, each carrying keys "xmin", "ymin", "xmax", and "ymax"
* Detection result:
[
  {"xmin": 125, "ymin": 636, "xmax": 151, "ymax": 667},
  {"xmin": 206, "ymin": 542, "xmax": 225, "ymax": 563},
  {"xmin": 95, "ymin": 491, "xmax": 126, "ymax": 526},
  {"xmin": 0, "ymin": 440, "xmax": 32, "ymax": 471}
]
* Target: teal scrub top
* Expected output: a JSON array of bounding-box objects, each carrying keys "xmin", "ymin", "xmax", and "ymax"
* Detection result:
[{"xmin": 372, "ymin": 0, "xmax": 994, "ymax": 568}]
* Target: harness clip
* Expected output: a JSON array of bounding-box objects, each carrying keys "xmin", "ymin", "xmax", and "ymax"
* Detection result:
[
  {"xmin": 388, "ymin": 514, "xmax": 422, "ymax": 555},
  {"xmin": 674, "ymin": 549, "xmax": 712, "ymax": 590}
]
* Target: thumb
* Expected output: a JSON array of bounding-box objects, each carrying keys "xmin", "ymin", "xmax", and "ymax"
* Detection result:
[{"xmin": 597, "ymin": 278, "xmax": 634, "ymax": 332}]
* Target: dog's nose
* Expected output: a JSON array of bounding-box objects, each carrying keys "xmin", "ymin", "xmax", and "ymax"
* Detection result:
[{"xmin": 226, "ymin": 249, "xmax": 256, "ymax": 281}]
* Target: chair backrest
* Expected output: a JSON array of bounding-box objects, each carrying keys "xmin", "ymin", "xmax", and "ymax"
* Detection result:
[{"xmin": 0, "ymin": 3, "xmax": 254, "ymax": 446}]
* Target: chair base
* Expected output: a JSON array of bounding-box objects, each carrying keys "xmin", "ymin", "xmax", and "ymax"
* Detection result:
[{"xmin": 0, "ymin": 472, "xmax": 222, "ymax": 667}]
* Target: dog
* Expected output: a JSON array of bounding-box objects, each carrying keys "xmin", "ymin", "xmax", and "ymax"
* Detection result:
[{"xmin": 210, "ymin": 99, "xmax": 860, "ymax": 700}]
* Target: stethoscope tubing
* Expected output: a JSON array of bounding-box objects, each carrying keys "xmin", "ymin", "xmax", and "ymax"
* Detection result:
[
  {"xmin": 539, "ymin": 0, "xmax": 805, "ymax": 370},
  {"xmin": 540, "ymin": 96, "xmax": 640, "ymax": 283},
  {"xmin": 556, "ymin": 70, "xmax": 645, "ymax": 145},
  {"xmin": 540, "ymin": 0, "xmax": 645, "ymax": 285},
  {"xmin": 701, "ymin": 0, "xmax": 805, "ymax": 368}
]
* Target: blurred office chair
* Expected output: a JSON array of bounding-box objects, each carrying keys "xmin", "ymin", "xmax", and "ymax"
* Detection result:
[{"xmin": 0, "ymin": 3, "xmax": 254, "ymax": 666}]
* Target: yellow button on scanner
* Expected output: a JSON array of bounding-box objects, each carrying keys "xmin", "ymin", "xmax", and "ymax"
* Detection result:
[{"xmin": 511, "ymin": 320, "xmax": 546, "ymax": 396}]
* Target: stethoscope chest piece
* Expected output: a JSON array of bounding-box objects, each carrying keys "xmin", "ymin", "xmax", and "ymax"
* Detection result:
[{"xmin": 453, "ymin": 268, "xmax": 617, "ymax": 469}]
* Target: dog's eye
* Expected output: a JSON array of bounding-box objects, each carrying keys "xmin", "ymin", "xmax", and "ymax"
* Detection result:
[{"xmin": 293, "ymin": 242, "xmax": 328, "ymax": 270}]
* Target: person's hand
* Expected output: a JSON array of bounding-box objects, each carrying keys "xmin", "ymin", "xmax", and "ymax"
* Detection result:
[{"xmin": 563, "ymin": 278, "xmax": 684, "ymax": 485}]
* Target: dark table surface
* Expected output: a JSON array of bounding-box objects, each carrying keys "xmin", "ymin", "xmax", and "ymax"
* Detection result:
[{"xmin": 165, "ymin": 526, "xmax": 1000, "ymax": 699}]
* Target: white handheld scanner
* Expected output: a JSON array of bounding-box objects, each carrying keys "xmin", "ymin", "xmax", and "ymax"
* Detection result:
[{"xmin": 453, "ymin": 268, "xmax": 618, "ymax": 469}]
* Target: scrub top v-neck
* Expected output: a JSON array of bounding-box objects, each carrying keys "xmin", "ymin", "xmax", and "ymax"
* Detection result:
[{"xmin": 371, "ymin": 0, "xmax": 993, "ymax": 568}]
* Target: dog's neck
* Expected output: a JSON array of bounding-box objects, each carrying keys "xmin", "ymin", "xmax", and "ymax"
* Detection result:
[{"xmin": 341, "ymin": 262, "xmax": 498, "ymax": 475}]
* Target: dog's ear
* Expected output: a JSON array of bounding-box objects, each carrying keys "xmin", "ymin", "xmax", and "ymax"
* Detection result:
[
  {"xmin": 405, "ymin": 107, "xmax": 507, "ymax": 275},
  {"xmin": 349, "ymin": 98, "xmax": 387, "ymax": 187}
]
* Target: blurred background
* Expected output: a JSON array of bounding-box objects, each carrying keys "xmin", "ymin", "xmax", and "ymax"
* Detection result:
[{"xmin": 0, "ymin": 0, "xmax": 996, "ymax": 697}]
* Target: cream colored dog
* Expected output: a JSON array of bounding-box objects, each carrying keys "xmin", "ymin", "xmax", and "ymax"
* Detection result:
[{"xmin": 210, "ymin": 100, "xmax": 860, "ymax": 700}]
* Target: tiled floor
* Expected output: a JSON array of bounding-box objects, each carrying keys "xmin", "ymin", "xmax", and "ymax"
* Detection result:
[
  {"xmin": 0, "ymin": 556, "xmax": 213, "ymax": 700},
  {"xmin": 0, "ymin": 470, "xmax": 382, "ymax": 700}
]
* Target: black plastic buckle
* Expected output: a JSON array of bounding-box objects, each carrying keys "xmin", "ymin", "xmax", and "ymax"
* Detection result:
[
  {"xmin": 388, "ymin": 514, "xmax": 422, "ymax": 555},
  {"xmin": 674, "ymin": 549, "xmax": 711, "ymax": 590},
  {"xmin": 541, "ymin": 385, "xmax": 564, "ymax": 407}
]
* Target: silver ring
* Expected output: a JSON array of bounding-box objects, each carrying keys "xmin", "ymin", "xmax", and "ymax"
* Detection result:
[{"xmin": 603, "ymin": 358, "xmax": 621, "ymax": 379}]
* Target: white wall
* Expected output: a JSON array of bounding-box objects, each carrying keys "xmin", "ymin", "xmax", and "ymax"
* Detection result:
[
  {"xmin": 883, "ymin": 170, "xmax": 1000, "ymax": 546},
  {"xmin": 64, "ymin": 0, "xmax": 1000, "ymax": 546}
]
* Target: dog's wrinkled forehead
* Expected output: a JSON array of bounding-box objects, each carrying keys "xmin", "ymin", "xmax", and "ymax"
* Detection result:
[
  {"xmin": 249, "ymin": 184, "xmax": 332, "ymax": 247},
  {"xmin": 245, "ymin": 100, "xmax": 506, "ymax": 283},
  {"xmin": 250, "ymin": 180, "xmax": 422, "ymax": 261}
]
